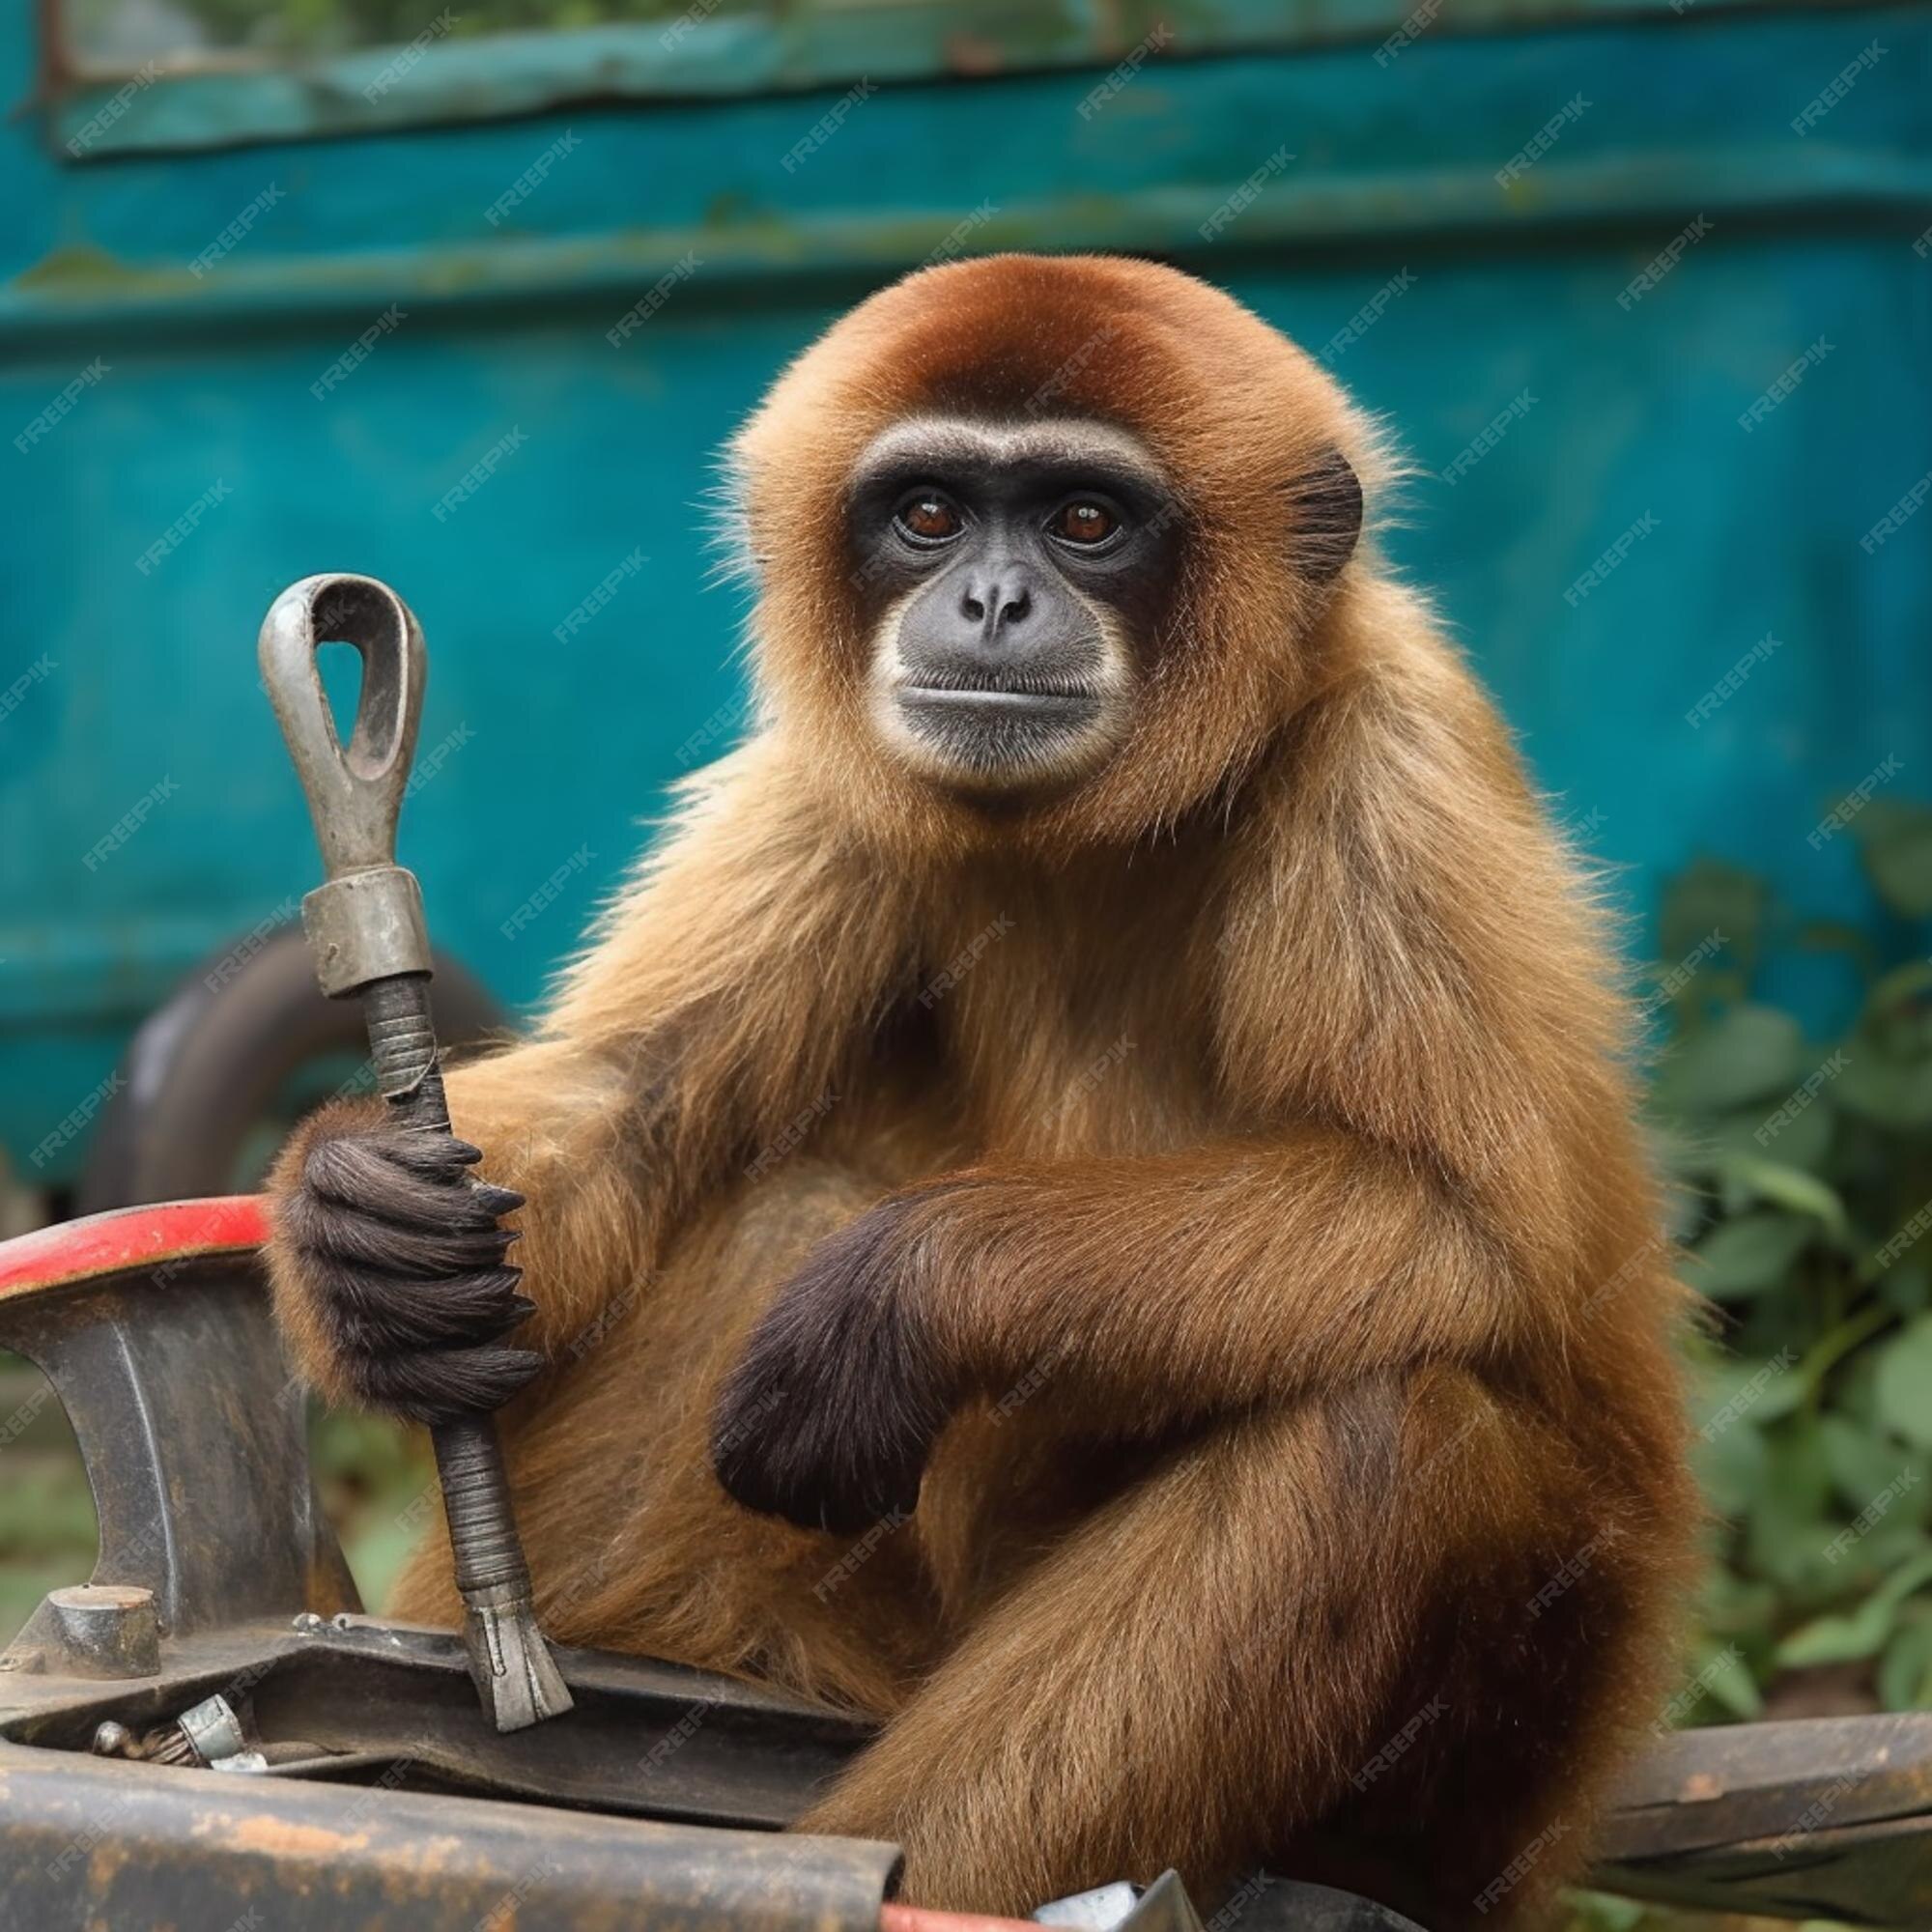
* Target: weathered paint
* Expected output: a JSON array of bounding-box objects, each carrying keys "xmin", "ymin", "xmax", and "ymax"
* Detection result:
[
  {"xmin": 48, "ymin": 0, "xmax": 1819, "ymax": 156},
  {"xmin": 0, "ymin": 1194, "xmax": 268, "ymax": 1300},
  {"xmin": 1, "ymin": 6, "xmax": 1926, "ymax": 1179}
]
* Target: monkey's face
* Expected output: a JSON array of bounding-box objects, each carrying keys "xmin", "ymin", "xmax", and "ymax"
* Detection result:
[
  {"xmin": 846, "ymin": 418, "xmax": 1179, "ymax": 797},
  {"xmin": 735, "ymin": 254, "xmax": 1375, "ymax": 843}
]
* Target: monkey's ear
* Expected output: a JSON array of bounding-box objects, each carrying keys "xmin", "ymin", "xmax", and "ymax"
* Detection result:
[{"xmin": 1291, "ymin": 447, "xmax": 1363, "ymax": 584}]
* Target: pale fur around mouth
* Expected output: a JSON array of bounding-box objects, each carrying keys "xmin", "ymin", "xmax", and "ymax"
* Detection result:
[{"xmin": 867, "ymin": 596, "xmax": 1132, "ymax": 788}]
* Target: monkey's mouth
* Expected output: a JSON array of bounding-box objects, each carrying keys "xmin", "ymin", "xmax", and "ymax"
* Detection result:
[
  {"xmin": 874, "ymin": 661, "xmax": 1125, "ymax": 792},
  {"xmin": 897, "ymin": 685, "xmax": 1103, "ymax": 724}
]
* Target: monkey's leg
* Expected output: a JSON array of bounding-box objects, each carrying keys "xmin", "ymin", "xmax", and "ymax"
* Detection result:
[
  {"xmin": 798, "ymin": 1387, "xmax": 1415, "ymax": 1914},
  {"xmin": 797, "ymin": 1374, "xmax": 1631, "ymax": 1932}
]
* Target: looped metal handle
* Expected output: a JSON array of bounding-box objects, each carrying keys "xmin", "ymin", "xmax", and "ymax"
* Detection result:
[
  {"xmin": 258, "ymin": 573, "xmax": 426, "ymax": 880},
  {"xmin": 260, "ymin": 574, "xmax": 434, "ymax": 999}
]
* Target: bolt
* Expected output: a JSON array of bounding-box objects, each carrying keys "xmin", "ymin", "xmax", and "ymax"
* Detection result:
[{"xmin": 48, "ymin": 1584, "xmax": 160, "ymax": 1679}]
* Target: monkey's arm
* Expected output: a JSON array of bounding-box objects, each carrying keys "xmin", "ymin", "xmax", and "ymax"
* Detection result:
[
  {"xmin": 716, "ymin": 639, "xmax": 1662, "ymax": 1527},
  {"xmin": 709, "ymin": 1130, "xmax": 1567, "ymax": 1527},
  {"xmin": 895, "ymin": 1136, "xmax": 1542, "ymax": 1398},
  {"xmin": 268, "ymin": 736, "xmax": 914, "ymax": 1418}
]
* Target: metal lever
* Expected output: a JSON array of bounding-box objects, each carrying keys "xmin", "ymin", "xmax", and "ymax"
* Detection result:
[{"xmin": 259, "ymin": 573, "xmax": 572, "ymax": 1733}]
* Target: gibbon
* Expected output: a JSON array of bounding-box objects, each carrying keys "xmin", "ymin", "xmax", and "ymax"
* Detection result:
[{"xmin": 269, "ymin": 252, "xmax": 1696, "ymax": 1929}]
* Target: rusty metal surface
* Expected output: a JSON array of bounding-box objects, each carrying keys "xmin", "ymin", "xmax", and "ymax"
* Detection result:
[
  {"xmin": 43, "ymin": 1585, "xmax": 162, "ymax": 1680},
  {"xmin": 0, "ymin": 1741, "xmax": 902, "ymax": 1932},
  {"xmin": 1, "ymin": 1614, "xmax": 889, "ymax": 1929},
  {"xmin": 0, "ymin": 1246, "xmax": 355, "ymax": 1667},
  {"xmin": 1, "ymin": 1618, "xmax": 874, "ymax": 1833},
  {"xmin": 1594, "ymin": 1714, "xmax": 1932, "ymax": 1926}
]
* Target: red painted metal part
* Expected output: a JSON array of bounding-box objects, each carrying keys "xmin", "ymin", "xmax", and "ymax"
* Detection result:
[
  {"xmin": 0, "ymin": 1196, "xmax": 269, "ymax": 1300},
  {"xmin": 881, "ymin": 1907, "xmax": 1037, "ymax": 1932}
]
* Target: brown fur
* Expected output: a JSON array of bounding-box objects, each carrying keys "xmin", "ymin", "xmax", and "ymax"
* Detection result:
[{"xmin": 266, "ymin": 254, "xmax": 1698, "ymax": 1927}]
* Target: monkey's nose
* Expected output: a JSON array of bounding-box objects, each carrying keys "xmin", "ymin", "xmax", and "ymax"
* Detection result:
[{"xmin": 957, "ymin": 574, "xmax": 1033, "ymax": 640}]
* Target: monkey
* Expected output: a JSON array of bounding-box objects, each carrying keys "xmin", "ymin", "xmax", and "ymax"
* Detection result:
[{"xmin": 267, "ymin": 253, "xmax": 1698, "ymax": 1930}]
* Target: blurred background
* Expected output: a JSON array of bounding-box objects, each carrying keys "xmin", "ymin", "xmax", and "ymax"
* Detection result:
[{"xmin": 1, "ymin": 0, "xmax": 1930, "ymax": 1888}]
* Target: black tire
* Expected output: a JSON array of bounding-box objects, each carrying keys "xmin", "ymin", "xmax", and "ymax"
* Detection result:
[{"xmin": 78, "ymin": 923, "xmax": 505, "ymax": 1212}]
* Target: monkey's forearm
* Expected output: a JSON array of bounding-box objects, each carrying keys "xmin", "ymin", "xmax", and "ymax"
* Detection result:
[
  {"xmin": 907, "ymin": 1137, "xmax": 1543, "ymax": 1419},
  {"xmin": 709, "ymin": 1130, "xmax": 1550, "ymax": 1527}
]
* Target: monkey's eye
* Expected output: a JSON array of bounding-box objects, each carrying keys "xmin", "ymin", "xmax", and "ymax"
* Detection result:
[
  {"xmin": 1046, "ymin": 499, "xmax": 1121, "ymax": 548},
  {"xmin": 894, "ymin": 492, "xmax": 965, "ymax": 546}
]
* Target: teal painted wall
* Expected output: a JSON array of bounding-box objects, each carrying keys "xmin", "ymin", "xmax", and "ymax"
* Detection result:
[{"xmin": 1, "ymin": 4, "xmax": 1927, "ymax": 1177}]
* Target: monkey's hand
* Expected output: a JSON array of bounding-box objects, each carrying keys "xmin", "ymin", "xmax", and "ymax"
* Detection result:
[
  {"xmin": 710, "ymin": 1199, "xmax": 956, "ymax": 1534},
  {"xmin": 266, "ymin": 1098, "xmax": 543, "ymax": 1426}
]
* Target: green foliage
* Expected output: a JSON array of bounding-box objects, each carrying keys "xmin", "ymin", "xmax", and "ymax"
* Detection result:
[
  {"xmin": 1857, "ymin": 801, "xmax": 1932, "ymax": 922},
  {"xmin": 1656, "ymin": 820, "xmax": 1932, "ymax": 1726},
  {"xmin": 309, "ymin": 1405, "xmax": 437, "ymax": 1607}
]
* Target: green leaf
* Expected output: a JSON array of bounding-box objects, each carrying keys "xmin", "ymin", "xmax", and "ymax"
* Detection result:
[
  {"xmin": 1798, "ymin": 918, "xmax": 1878, "ymax": 979},
  {"xmin": 1697, "ymin": 1562, "xmax": 1780, "ymax": 1652},
  {"xmin": 1690, "ymin": 1211, "xmax": 1814, "ymax": 1300},
  {"xmin": 1876, "ymin": 1317, "xmax": 1932, "ymax": 1451},
  {"xmin": 1703, "ymin": 1342, "xmax": 1793, "ymax": 1406},
  {"xmin": 1855, "ymin": 800, "xmax": 1932, "ymax": 920},
  {"xmin": 1748, "ymin": 1352, "xmax": 1814, "ymax": 1428},
  {"xmin": 1849, "ymin": 1517, "xmax": 1932, "ymax": 1583},
  {"xmin": 1692, "ymin": 1406, "xmax": 1769, "ymax": 1517},
  {"xmin": 1718, "ymin": 1156, "xmax": 1850, "ymax": 1240},
  {"xmin": 1775, "ymin": 1600, "xmax": 1889, "ymax": 1668},
  {"xmin": 1867, "ymin": 958, "xmax": 1932, "ymax": 1015},
  {"xmin": 1837, "ymin": 1058, "xmax": 1932, "ymax": 1130},
  {"xmin": 1656, "ymin": 1006, "xmax": 1804, "ymax": 1115},
  {"xmin": 1700, "ymin": 1094, "xmax": 1836, "ymax": 1175},
  {"xmin": 1660, "ymin": 860, "xmax": 1766, "ymax": 976},
  {"xmin": 1775, "ymin": 1548, "xmax": 1932, "ymax": 1667},
  {"xmin": 1835, "ymin": 995, "xmax": 1932, "ymax": 1127},
  {"xmin": 1694, "ymin": 1638, "xmax": 1765, "ymax": 1719},
  {"xmin": 1877, "ymin": 1609, "xmax": 1932, "ymax": 1710},
  {"xmin": 1829, "ymin": 964, "xmax": 1932, "ymax": 1128},
  {"xmin": 1882, "ymin": 1262, "xmax": 1932, "ymax": 1319},
  {"xmin": 1566, "ymin": 1892, "xmax": 1647, "ymax": 1932},
  {"xmin": 1820, "ymin": 1414, "xmax": 1913, "ymax": 1513},
  {"xmin": 1747, "ymin": 1417, "xmax": 1833, "ymax": 1585}
]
